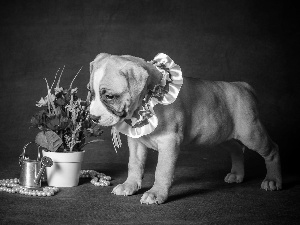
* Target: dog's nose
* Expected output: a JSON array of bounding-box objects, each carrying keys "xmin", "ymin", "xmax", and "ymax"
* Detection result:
[{"xmin": 90, "ymin": 114, "xmax": 101, "ymax": 122}]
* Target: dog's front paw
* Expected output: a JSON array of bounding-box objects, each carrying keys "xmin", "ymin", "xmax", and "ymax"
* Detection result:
[
  {"xmin": 140, "ymin": 188, "xmax": 168, "ymax": 205},
  {"xmin": 261, "ymin": 178, "xmax": 282, "ymax": 191},
  {"xmin": 112, "ymin": 181, "xmax": 140, "ymax": 196},
  {"xmin": 224, "ymin": 172, "xmax": 244, "ymax": 183}
]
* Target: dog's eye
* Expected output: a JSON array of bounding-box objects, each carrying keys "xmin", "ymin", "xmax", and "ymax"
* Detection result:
[
  {"xmin": 100, "ymin": 89, "xmax": 118, "ymax": 101},
  {"xmin": 105, "ymin": 94, "xmax": 114, "ymax": 100}
]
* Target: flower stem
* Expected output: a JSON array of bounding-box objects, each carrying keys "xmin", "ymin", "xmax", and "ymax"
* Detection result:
[
  {"xmin": 50, "ymin": 67, "xmax": 61, "ymax": 90},
  {"xmin": 56, "ymin": 65, "xmax": 65, "ymax": 90},
  {"xmin": 69, "ymin": 66, "xmax": 83, "ymax": 89},
  {"xmin": 44, "ymin": 78, "xmax": 52, "ymax": 115}
]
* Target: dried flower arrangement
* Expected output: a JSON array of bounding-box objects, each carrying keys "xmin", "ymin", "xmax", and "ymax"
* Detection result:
[{"xmin": 31, "ymin": 66, "xmax": 103, "ymax": 152}]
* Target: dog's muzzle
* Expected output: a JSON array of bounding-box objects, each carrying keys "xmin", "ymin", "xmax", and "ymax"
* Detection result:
[
  {"xmin": 87, "ymin": 87, "xmax": 127, "ymax": 125},
  {"xmin": 89, "ymin": 102, "xmax": 127, "ymax": 125}
]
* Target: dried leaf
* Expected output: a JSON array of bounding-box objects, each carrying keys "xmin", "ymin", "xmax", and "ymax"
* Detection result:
[
  {"xmin": 35, "ymin": 130, "xmax": 63, "ymax": 152},
  {"xmin": 45, "ymin": 130, "xmax": 63, "ymax": 151},
  {"xmin": 35, "ymin": 131, "xmax": 49, "ymax": 149}
]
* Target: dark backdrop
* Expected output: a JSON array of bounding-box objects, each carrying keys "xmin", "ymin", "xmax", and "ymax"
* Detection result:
[
  {"xmin": 0, "ymin": 0, "xmax": 299, "ymax": 175},
  {"xmin": 0, "ymin": 1, "xmax": 299, "ymax": 224}
]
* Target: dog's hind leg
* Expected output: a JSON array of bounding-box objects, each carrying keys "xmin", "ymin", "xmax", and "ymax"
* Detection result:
[
  {"xmin": 236, "ymin": 120, "xmax": 282, "ymax": 191},
  {"xmin": 224, "ymin": 140, "xmax": 245, "ymax": 183}
]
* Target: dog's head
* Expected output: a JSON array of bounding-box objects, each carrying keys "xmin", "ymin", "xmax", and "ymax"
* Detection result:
[{"xmin": 88, "ymin": 53, "xmax": 161, "ymax": 126}]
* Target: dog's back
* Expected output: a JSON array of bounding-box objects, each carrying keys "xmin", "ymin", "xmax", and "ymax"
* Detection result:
[{"xmin": 172, "ymin": 78, "xmax": 259, "ymax": 146}]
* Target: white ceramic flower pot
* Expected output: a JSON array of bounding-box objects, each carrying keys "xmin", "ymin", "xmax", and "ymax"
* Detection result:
[{"xmin": 42, "ymin": 150, "xmax": 85, "ymax": 187}]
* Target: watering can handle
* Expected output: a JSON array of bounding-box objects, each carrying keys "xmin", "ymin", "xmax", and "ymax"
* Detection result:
[
  {"xmin": 19, "ymin": 142, "xmax": 35, "ymax": 166},
  {"xmin": 37, "ymin": 145, "xmax": 42, "ymax": 161}
]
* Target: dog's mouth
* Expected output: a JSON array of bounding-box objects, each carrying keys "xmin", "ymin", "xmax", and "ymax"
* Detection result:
[
  {"xmin": 89, "ymin": 107, "xmax": 127, "ymax": 126},
  {"xmin": 90, "ymin": 115, "xmax": 116, "ymax": 127}
]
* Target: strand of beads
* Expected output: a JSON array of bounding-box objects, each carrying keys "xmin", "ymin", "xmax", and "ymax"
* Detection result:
[
  {"xmin": 0, "ymin": 170, "xmax": 111, "ymax": 196},
  {"xmin": 80, "ymin": 170, "xmax": 111, "ymax": 187},
  {"xmin": 0, "ymin": 178, "xmax": 59, "ymax": 197}
]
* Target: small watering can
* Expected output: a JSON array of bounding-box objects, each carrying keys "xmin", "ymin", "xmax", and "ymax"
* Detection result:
[{"xmin": 19, "ymin": 142, "xmax": 53, "ymax": 190}]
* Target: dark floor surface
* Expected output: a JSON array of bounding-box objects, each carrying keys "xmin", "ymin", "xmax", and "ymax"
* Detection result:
[{"xmin": 1, "ymin": 130, "xmax": 300, "ymax": 224}]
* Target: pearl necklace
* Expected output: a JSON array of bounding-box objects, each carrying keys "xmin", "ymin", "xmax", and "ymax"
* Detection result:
[
  {"xmin": 80, "ymin": 170, "xmax": 111, "ymax": 186},
  {"xmin": 0, "ymin": 178, "xmax": 59, "ymax": 197},
  {"xmin": 0, "ymin": 170, "xmax": 111, "ymax": 197}
]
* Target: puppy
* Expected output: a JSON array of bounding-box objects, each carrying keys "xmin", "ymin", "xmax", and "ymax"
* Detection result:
[{"xmin": 88, "ymin": 53, "xmax": 282, "ymax": 205}]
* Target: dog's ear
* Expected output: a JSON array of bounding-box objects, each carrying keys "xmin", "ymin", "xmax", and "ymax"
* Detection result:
[
  {"xmin": 120, "ymin": 55, "xmax": 162, "ymax": 100},
  {"xmin": 120, "ymin": 60, "xmax": 149, "ymax": 103}
]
